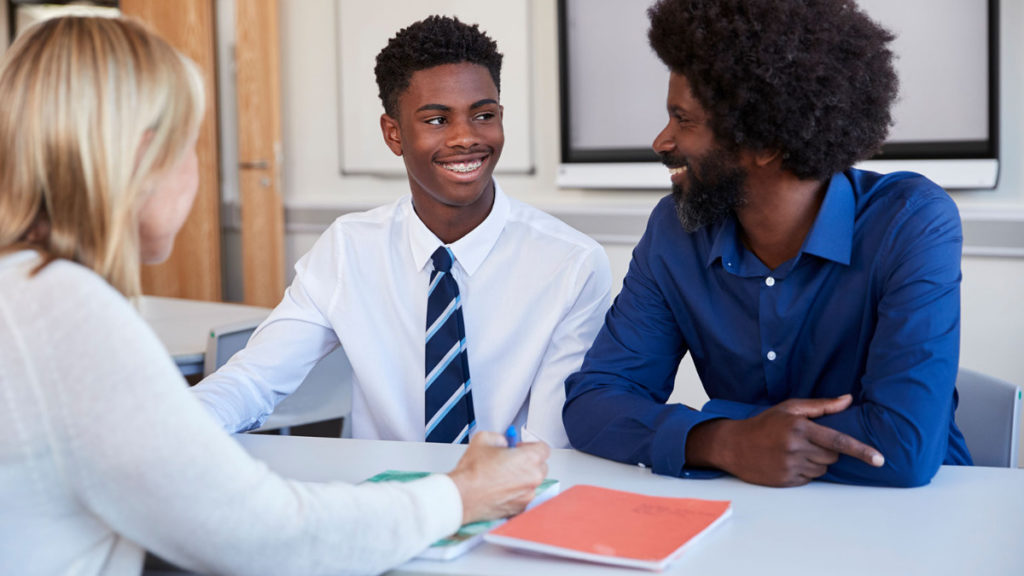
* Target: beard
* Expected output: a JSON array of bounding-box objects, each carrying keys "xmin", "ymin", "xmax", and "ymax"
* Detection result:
[{"xmin": 663, "ymin": 149, "xmax": 748, "ymax": 233}]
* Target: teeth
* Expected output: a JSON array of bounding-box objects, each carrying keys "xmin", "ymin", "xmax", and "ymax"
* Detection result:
[
  {"xmin": 442, "ymin": 160, "xmax": 483, "ymax": 173},
  {"xmin": 669, "ymin": 166, "xmax": 688, "ymax": 176}
]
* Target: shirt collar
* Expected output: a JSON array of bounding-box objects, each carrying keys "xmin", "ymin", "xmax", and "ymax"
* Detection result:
[
  {"xmin": 408, "ymin": 181, "xmax": 510, "ymax": 276},
  {"xmin": 801, "ymin": 172, "xmax": 854, "ymax": 265},
  {"xmin": 706, "ymin": 217, "xmax": 738, "ymax": 270},
  {"xmin": 705, "ymin": 172, "xmax": 854, "ymax": 269}
]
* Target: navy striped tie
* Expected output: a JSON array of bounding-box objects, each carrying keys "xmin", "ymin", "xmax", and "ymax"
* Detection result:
[{"xmin": 425, "ymin": 246, "xmax": 475, "ymax": 443}]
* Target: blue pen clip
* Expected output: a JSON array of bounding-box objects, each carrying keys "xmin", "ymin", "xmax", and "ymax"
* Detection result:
[{"xmin": 505, "ymin": 425, "xmax": 519, "ymax": 448}]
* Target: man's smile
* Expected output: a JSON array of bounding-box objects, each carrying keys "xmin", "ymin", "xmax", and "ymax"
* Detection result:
[{"xmin": 666, "ymin": 161, "xmax": 690, "ymax": 186}]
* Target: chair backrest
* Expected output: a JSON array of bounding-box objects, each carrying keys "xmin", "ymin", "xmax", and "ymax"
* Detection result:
[
  {"xmin": 954, "ymin": 368, "xmax": 1021, "ymax": 468},
  {"xmin": 203, "ymin": 319, "xmax": 262, "ymax": 377}
]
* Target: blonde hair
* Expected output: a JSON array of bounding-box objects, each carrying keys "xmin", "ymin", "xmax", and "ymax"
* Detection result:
[{"xmin": 0, "ymin": 16, "xmax": 205, "ymax": 296}]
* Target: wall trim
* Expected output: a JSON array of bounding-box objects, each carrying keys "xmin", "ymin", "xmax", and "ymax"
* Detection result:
[{"xmin": 221, "ymin": 199, "xmax": 1024, "ymax": 256}]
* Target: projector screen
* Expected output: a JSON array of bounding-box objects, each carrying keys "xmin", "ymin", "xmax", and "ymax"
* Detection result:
[{"xmin": 558, "ymin": 0, "xmax": 999, "ymax": 190}]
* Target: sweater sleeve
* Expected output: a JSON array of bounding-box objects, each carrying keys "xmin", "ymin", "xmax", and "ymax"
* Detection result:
[{"xmin": 36, "ymin": 264, "xmax": 462, "ymax": 576}]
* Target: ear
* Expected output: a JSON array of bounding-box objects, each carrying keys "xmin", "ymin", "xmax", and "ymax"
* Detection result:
[
  {"xmin": 380, "ymin": 113, "xmax": 403, "ymax": 156},
  {"xmin": 754, "ymin": 148, "xmax": 781, "ymax": 168}
]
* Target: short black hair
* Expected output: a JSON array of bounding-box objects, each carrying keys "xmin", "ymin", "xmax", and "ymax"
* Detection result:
[
  {"xmin": 648, "ymin": 0, "xmax": 898, "ymax": 180},
  {"xmin": 374, "ymin": 15, "xmax": 503, "ymax": 118}
]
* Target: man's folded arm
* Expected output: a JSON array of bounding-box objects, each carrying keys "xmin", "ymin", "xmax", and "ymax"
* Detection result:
[{"xmin": 563, "ymin": 239, "xmax": 721, "ymax": 477}]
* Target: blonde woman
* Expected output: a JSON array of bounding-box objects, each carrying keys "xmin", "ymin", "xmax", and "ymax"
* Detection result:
[{"xmin": 0, "ymin": 17, "xmax": 549, "ymax": 576}]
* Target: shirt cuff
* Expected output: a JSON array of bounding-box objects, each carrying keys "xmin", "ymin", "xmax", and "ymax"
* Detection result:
[
  {"xmin": 410, "ymin": 474, "xmax": 463, "ymax": 537},
  {"xmin": 650, "ymin": 409, "xmax": 722, "ymax": 477},
  {"xmin": 702, "ymin": 398, "xmax": 769, "ymax": 420},
  {"xmin": 680, "ymin": 467, "xmax": 725, "ymax": 479}
]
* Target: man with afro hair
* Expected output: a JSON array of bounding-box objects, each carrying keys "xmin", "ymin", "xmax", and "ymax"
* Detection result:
[
  {"xmin": 194, "ymin": 15, "xmax": 611, "ymax": 448},
  {"xmin": 564, "ymin": 0, "xmax": 969, "ymax": 488}
]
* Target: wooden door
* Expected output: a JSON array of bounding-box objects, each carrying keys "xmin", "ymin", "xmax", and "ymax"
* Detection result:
[
  {"xmin": 1, "ymin": 1, "xmax": 9, "ymax": 54},
  {"xmin": 122, "ymin": 0, "xmax": 222, "ymax": 301},
  {"xmin": 235, "ymin": 0, "xmax": 285, "ymax": 307}
]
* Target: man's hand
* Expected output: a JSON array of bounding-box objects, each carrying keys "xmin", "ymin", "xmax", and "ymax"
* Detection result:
[
  {"xmin": 447, "ymin": 431, "xmax": 550, "ymax": 524},
  {"xmin": 686, "ymin": 394, "xmax": 884, "ymax": 487}
]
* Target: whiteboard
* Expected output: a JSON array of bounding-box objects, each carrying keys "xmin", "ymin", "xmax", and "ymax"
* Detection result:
[
  {"xmin": 336, "ymin": 0, "xmax": 533, "ymax": 175},
  {"xmin": 558, "ymin": 0, "xmax": 998, "ymax": 189},
  {"xmin": 564, "ymin": 0, "xmax": 990, "ymax": 152},
  {"xmin": 862, "ymin": 0, "xmax": 988, "ymax": 144}
]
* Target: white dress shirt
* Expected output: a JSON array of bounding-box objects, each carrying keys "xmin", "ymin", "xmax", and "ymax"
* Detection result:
[
  {"xmin": 0, "ymin": 251, "xmax": 462, "ymax": 576},
  {"xmin": 191, "ymin": 184, "xmax": 612, "ymax": 446}
]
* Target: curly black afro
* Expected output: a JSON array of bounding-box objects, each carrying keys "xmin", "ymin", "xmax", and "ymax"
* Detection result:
[
  {"xmin": 648, "ymin": 0, "xmax": 898, "ymax": 180},
  {"xmin": 374, "ymin": 15, "xmax": 503, "ymax": 118}
]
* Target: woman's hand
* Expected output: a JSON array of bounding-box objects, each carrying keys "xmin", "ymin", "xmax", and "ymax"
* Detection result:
[{"xmin": 447, "ymin": 431, "xmax": 550, "ymax": 524}]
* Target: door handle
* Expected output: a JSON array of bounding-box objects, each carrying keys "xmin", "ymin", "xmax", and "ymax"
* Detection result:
[{"xmin": 238, "ymin": 160, "xmax": 269, "ymax": 170}]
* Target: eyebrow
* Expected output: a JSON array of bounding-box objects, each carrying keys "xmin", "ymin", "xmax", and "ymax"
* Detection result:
[
  {"xmin": 415, "ymin": 99, "xmax": 499, "ymax": 114},
  {"xmin": 416, "ymin": 104, "xmax": 450, "ymax": 113},
  {"xmin": 669, "ymin": 103, "xmax": 705, "ymax": 121}
]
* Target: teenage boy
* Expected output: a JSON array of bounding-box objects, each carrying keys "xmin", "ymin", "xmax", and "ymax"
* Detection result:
[
  {"xmin": 193, "ymin": 15, "xmax": 611, "ymax": 446},
  {"xmin": 563, "ymin": 0, "xmax": 970, "ymax": 487}
]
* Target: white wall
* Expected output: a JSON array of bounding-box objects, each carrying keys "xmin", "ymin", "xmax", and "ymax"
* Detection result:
[
  {"xmin": 218, "ymin": 0, "xmax": 1024, "ymax": 464},
  {"xmin": 243, "ymin": 0, "xmax": 1024, "ymax": 206}
]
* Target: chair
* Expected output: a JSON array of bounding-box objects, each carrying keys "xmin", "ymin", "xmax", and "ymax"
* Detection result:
[
  {"xmin": 204, "ymin": 320, "xmax": 353, "ymax": 438},
  {"xmin": 954, "ymin": 368, "xmax": 1021, "ymax": 468}
]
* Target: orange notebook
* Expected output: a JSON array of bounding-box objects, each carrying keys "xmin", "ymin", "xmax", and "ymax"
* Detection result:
[{"xmin": 484, "ymin": 484, "xmax": 731, "ymax": 571}]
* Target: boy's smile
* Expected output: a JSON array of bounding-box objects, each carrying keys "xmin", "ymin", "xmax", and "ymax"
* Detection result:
[{"xmin": 381, "ymin": 62, "xmax": 504, "ymax": 244}]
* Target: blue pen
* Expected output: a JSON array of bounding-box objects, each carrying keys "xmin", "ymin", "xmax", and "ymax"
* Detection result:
[{"xmin": 505, "ymin": 425, "xmax": 519, "ymax": 448}]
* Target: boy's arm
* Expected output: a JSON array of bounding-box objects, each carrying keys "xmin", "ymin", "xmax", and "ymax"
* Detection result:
[
  {"xmin": 190, "ymin": 296, "xmax": 338, "ymax": 433},
  {"xmin": 523, "ymin": 245, "xmax": 612, "ymax": 448},
  {"xmin": 192, "ymin": 228, "xmax": 343, "ymax": 433}
]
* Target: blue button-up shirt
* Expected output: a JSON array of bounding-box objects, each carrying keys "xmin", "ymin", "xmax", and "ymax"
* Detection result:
[{"xmin": 564, "ymin": 169, "xmax": 971, "ymax": 487}]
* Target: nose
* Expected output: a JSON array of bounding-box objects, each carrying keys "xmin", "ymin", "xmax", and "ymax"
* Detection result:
[
  {"xmin": 446, "ymin": 115, "xmax": 477, "ymax": 149},
  {"xmin": 652, "ymin": 122, "xmax": 675, "ymax": 155}
]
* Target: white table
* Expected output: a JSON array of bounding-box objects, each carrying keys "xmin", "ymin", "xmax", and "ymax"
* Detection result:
[
  {"xmin": 236, "ymin": 434, "xmax": 1024, "ymax": 576},
  {"xmin": 138, "ymin": 296, "xmax": 270, "ymax": 375}
]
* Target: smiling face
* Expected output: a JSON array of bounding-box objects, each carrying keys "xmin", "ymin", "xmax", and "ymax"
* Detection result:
[
  {"xmin": 380, "ymin": 62, "xmax": 504, "ymax": 242},
  {"xmin": 653, "ymin": 72, "xmax": 748, "ymax": 232}
]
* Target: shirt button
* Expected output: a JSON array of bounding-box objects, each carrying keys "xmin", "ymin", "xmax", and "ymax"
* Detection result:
[
  {"xmin": 767, "ymin": 350, "xmax": 777, "ymax": 361},
  {"xmin": 765, "ymin": 276, "xmax": 776, "ymax": 287}
]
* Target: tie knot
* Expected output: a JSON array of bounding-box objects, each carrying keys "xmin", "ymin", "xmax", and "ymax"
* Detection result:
[{"xmin": 431, "ymin": 246, "xmax": 453, "ymax": 273}]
